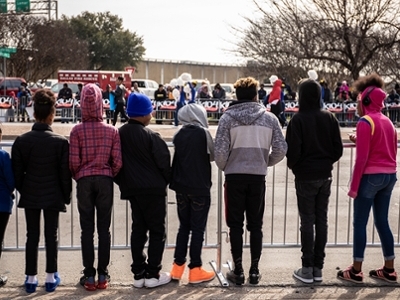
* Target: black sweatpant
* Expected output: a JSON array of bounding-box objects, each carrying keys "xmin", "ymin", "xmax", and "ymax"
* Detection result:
[
  {"xmin": 129, "ymin": 195, "xmax": 166, "ymax": 278},
  {"xmin": 224, "ymin": 180, "xmax": 266, "ymax": 267},
  {"xmin": 24, "ymin": 209, "xmax": 59, "ymax": 275}
]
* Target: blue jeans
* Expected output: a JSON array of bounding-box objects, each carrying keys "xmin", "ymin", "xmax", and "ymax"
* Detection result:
[
  {"xmin": 174, "ymin": 194, "xmax": 211, "ymax": 269},
  {"xmin": 77, "ymin": 175, "xmax": 114, "ymax": 277},
  {"xmin": 174, "ymin": 102, "xmax": 184, "ymax": 126},
  {"xmin": 295, "ymin": 178, "xmax": 331, "ymax": 269},
  {"xmin": 353, "ymin": 173, "xmax": 397, "ymax": 262}
]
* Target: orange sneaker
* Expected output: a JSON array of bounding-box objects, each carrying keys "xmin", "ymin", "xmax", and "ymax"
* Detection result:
[
  {"xmin": 189, "ymin": 267, "xmax": 216, "ymax": 284},
  {"xmin": 170, "ymin": 263, "xmax": 186, "ymax": 280}
]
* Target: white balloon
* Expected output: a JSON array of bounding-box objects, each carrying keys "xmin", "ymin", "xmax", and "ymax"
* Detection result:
[
  {"xmin": 269, "ymin": 75, "xmax": 278, "ymax": 84},
  {"xmin": 177, "ymin": 78, "xmax": 184, "ymax": 86},
  {"xmin": 180, "ymin": 73, "xmax": 192, "ymax": 82},
  {"xmin": 170, "ymin": 79, "xmax": 178, "ymax": 86},
  {"xmin": 308, "ymin": 70, "xmax": 318, "ymax": 80},
  {"xmin": 184, "ymin": 85, "xmax": 191, "ymax": 94}
]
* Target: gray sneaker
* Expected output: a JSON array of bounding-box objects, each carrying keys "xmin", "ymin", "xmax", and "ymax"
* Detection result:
[
  {"xmin": 293, "ymin": 267, "xmax": 313, "ymax": 283},
  {"xmin": 313, "ymin": 267, "xmax": 322, "ymax": 282}
]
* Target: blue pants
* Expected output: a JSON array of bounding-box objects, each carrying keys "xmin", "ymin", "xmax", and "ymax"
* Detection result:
[
  {"xmin": 174, "ymin": 102, "xmax": 184, "ymax": 126},
  {"xmin": 353, "ymin": 173, "xmax": 397, "ymax": 262},
  {"xmin": 295, "ymin": 178, "xmax": 331, "ymax": 269},
  {"xmin": 173, "ymin": 194, "xmax": 211, "ymax": 269}
]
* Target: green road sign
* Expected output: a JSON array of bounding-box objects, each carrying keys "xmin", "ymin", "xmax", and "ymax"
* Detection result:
[
  {"xmin": 0, "ymin": 47, "xmax": 17, "ymax": 53},
  {"xmin": 0, "ymin": 53, "xmax": 10, "ymax": 58},
  {"xmin": 0, "ymin": 0, "xmax": 7, "ymax": 13},
  {"xmin": 16, "ymin": 0, "xmax": 30, "ymax": 13}
]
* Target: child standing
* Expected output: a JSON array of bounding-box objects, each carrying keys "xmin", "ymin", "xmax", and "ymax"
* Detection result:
[
  {"xmin": 116, "ymin": 93, "xmax": 172, "ymax": 288},
  {"xmin": 215, "ymin": 77, "xmax": 287, "ymax": 285},
  {"xmin": 69, "ymin": 83, "xmax": 122, "ymax": 291},
  {"xmin": 0, "ymin": 127, "xmax": 15, "ymax": 287},
  {"xmin": 337, "ymin": 74, "xmax": 398, "ymax": 283},
  {"xmin": 12, "ymin": 89, "xmax": 72, "ymax": 293},
  {"xmin": 286, "ymin": 79, "xmax": 343, "ymax": 283},
  {"xmin": 169, "ymin": 103, "xmax": 215, "ymax": 284}
]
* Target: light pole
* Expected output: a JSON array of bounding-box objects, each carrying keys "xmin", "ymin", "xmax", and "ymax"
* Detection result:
[{"xmin": 27, "ymin": 56, "xmax": 33, "ymax": 83}]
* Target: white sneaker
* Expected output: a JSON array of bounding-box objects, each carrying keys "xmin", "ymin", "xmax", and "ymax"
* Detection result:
[
  {"xmin": 133, "ymin": 278, "xmax": 145, "ymax": 288},
  {"xmin": 144, "ymin": 272, "xmax": 171, "ymax": 288},
  {"xmin": 133, "ymin": 272, "xmax": 145, "ymax": 288}
]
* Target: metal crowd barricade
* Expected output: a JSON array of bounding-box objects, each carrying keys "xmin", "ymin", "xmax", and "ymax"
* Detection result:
[
  {"xmin": 152, "ymin": 99, "xmax": 175, "ymax": 124},
  {"xmin": 0, "ymin": 96, "xmax": 15, "ymax": 122},
  {"xmin": 3, "ymin": 142, "xmax": 400, "ymax": 285}
]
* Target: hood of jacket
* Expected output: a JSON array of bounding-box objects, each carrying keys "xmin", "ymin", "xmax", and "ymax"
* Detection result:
[
  {"xmin": 224, "ymin": 101, "xmax": 266, "ymax": 125},
  {"xmin": 298, "ymin": 79, "xmax": 321, "ymax": 111},
  {"xmin": 80, "ymin": 83, "xmax": 103, "ymax": 122},
  {"xmin": 360, "ymin": 86, "xmax": 386, "ymax": 114},
  {"xmin": 178, "ymin": 103, "xmax": 208, "ymax": 128}
]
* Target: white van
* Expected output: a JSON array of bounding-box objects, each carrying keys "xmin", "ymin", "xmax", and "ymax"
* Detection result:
[{"xmin": 132, "ymin": 79, "xmax": 159, "ymax": 100}]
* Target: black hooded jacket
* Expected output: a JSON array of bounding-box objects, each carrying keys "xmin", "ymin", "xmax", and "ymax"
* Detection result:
[{"xmin": 285, "ymin": 79, "xmax": 343, "ymax": 180}]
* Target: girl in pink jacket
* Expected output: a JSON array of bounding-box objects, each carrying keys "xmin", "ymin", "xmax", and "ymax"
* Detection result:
[{"xmin": 337, "ymin": 73, "xmax": 397, "ymax": 284}]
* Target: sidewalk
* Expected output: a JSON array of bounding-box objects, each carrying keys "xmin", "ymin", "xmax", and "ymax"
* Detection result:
[{"xmin": 1, "ymin": 247, "xmax": 400, "ymax": 299}]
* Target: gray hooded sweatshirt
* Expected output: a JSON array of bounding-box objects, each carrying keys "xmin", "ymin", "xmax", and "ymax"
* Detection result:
[{"xmin": 215, "ymin": 100, "xmax": 287, "ymax": 176}]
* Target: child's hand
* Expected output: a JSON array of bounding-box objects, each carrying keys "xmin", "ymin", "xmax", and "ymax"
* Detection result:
[{"xmin": 348, "ymin": 133, "xmax": 356, "ymax": 144}]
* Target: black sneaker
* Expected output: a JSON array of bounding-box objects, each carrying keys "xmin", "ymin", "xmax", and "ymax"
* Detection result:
[
  {"xmin": 337, "ymin": 265, "xmax": 363, "ymax": 283},
  {"xmin": 249, "ymin": 267, "xmax": 261, "ymax": 284},
  {"xmin": 227, "ymin": 270, "xmax": 245, "ymax": 285},
  {"xmin": 369, "ymin": 267, "xmax": 397, "ymax": 283}
]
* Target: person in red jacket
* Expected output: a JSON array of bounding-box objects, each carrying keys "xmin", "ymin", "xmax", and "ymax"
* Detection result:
[{"xmin": 268, "ymin": 76, "xmax": 286, "ymax": 127}]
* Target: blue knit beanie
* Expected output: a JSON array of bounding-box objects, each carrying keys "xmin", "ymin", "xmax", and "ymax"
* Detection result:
[{"xmin": 127, "ymin": 93, "xmax": 153, "ymax": 117}]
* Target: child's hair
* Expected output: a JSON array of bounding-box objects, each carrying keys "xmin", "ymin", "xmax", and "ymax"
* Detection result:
[
  {"xmin": 353, "ymin": 73, "xmax": 385, "ymax": 94},
  {"xmin": 234, "ymin": 77, "xmax": 259, "ymax": 100},
  {"xmin": 33, "ymin": 89, "xmax": 56, "ymax": 121}
]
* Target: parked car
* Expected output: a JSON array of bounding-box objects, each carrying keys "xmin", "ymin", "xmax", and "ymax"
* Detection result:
[
  {"xmin": 211, "ymin": 83, "xmax": 236, "ymax": 100},
  {"xmin": 37, "ymin": 79, "xmax": 58, "ymax": 89},
  {"xmin": 0, "ymin": 77, "xmax": 27, "ymax": 97},
  {"xmin": 132, "ymin": 79, "xmax": 159, "ymax": 99}
]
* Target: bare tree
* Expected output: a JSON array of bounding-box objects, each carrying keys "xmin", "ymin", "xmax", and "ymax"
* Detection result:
[
  {"xmin": 0, "ymin": 14, "xmax": 89, "ymax": 82},
  {"xmin": 236, "ymin": 0, "xmax": 400, "ymax": 82}
]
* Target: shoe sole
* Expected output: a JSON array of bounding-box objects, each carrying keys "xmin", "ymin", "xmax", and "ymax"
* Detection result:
[
  {"xmin": 189, "ymin": 276, "xmax": 216, "ymax": 284},
  {"xmin": 313, "ymin": 277, "xmax": 323, "ymax": 282},
  {"xmin": 370, "ymin": 275, "xmax": 397, "ymax": 283},
  {"xmin": 227, "ymin": 278, "xmax": 245, "ymax": 285},
  {"xmin": 337, "ymin": 275, "xmax": 363, "ymax": 284},
  {"xmin": 293, "ymin": 273, "xmax": 313, "ymax": 284},
  {"xmin": 45, "ymin": 279, "xmax": 60, "ymax": 292},
  {"xmin": 145, "ymin": 278, "xmax": 172, "ymax": 288},
  {"xmin": 249, "ymin": 274, "xmax": 262, "ymax": 285}
]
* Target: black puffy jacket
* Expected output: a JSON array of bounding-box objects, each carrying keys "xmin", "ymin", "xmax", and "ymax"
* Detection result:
[
  {"xmin": 12, "ymin": 123, "xmax": 72, "ymax": 212},
  {"xmin": 116, "ymin": 119, "xmax": 171, "ymax": 199}
]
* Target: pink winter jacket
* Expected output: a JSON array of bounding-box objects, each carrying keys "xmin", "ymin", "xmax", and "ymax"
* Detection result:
[{"xmin": 348, "ymin": 88, "xmax": 397, "ymax": 198}]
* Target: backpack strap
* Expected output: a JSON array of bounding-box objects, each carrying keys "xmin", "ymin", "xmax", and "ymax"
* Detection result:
[{"xmin": 360, "ymin": 115, "xmax": 375, "ymax": 135}]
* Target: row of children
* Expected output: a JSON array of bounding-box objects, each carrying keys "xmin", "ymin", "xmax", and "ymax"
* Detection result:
[
  {"xmin": 0, "ymin": 83, "xmax": 218, "ymax": 293},
  {"xmin": 0, "ymin": 72, "xmax": 397, "ymax": 295}
]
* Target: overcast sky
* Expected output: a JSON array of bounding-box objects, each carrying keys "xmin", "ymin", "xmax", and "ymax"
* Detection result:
[{"xmin": 57, "ymin": 0, "xmax": 262, "ymax": 65}]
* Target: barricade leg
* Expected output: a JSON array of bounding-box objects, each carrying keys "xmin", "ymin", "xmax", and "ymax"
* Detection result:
[{"xmin": 209, "ymin": 169, "xmax": 229, "ymax": 287}]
